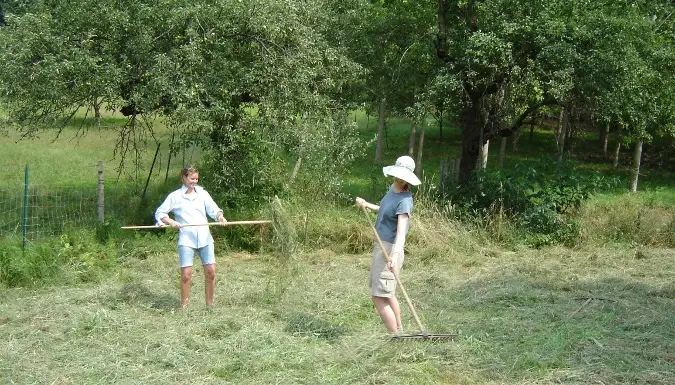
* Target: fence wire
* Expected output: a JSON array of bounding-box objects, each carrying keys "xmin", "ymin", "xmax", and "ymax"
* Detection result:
[{"xmin": 0, "ymin": 184, "xmax": 98, "ymax": 242}]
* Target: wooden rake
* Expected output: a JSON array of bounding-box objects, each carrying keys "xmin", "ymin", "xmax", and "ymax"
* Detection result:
[
  {"xmin": 121, "ymin": 220, "xmax": 271, "ymax": 229},
  {"xmin": 361, "ymin": 206, "xmax": 455, "ymax": 341}
]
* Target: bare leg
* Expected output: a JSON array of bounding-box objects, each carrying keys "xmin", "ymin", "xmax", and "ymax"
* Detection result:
[
  {"xmin": 372, "ymin": 296, "xmax": 398, "ymax": 333},
  {"xmin": 390, "ymin": 296, "xmax": 402, "ymax": 331},
  {"xmin": 181, "ymin": 266, "xmax": 193, "ymax": 308},
  {"xmin": 203, "ymin": 263, "xmax": 216, "ymax": 307}
]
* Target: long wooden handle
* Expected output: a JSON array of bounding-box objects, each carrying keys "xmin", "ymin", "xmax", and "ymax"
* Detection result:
[
  {"xmin": 361, "ymin": 206, "xmax": 427, "ymax": 334},
  {"xmin": 121, "ymin": 220, "xmax": 271, "ymax": 229}
]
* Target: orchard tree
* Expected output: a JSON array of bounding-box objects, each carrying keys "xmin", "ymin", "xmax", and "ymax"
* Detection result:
[
  {"xmin": 434, "ymin": 0, "xmax": 674, "ymax": 184},
  {"xmin": 338, "ymin": 0, "xmax": 437, "ymax": 163},
  {"xmin": 0, "ymin": 0, "xmax": 365, "ymax": 202}
]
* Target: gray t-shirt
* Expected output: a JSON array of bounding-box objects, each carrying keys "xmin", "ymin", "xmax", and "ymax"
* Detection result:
[{"xmin": 375, "ymin": 186, "xmax": 414, "ymax": 243}]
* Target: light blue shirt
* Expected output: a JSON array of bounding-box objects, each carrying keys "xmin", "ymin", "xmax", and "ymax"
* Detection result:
[
  {"xmin": 375, "ymin": 186, "xmax": 413, "ymax": 243},
  {"xmin": 154, "ymin": 185, "xmax": 223, "ymax": 248}
]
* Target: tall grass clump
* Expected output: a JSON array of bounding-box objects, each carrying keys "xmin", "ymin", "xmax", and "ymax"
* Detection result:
[
  {"xmin": 0, "ymin": 229, "xmax": 124, "ymax": 288},
  {"xmin": 266, "ymin": 196, "xmax": 298, "ymax": 263},
  {"xmin": 409, "ymin": 179, "xmax": 490, "ymax": 263},
  {"xmin": 0, "ymin": 239, "xmax": 64, "ymax": 287},
  {"xmin": 579, "ymin": 193, "xmax": 675, "ymax": 247}
]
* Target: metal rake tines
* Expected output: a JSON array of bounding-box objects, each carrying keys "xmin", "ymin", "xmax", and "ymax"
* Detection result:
[{"xmin": 390, "ymin": 332, "xmax": 457, "ymax": 341}]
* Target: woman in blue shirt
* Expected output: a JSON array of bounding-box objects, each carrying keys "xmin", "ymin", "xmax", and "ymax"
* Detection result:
[
  {"xmin": 155, "ymin": 166, "xmax": 227, "ymax": 309},
  {"xmin": 355, "ymin": 155, "xmax": 421, "ymax": 333}
]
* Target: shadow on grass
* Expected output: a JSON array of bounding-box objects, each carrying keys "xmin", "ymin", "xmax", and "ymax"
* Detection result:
[
  {"xmin": 116, "ymin": 282, "xmax": 179, "ymax": 310},
  {"xmin": 283, "ymin": 312, "xmax": 347, "ymax": 343}
]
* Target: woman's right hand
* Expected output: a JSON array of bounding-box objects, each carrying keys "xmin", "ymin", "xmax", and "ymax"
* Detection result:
[
  {"xmin": 169, "ymin": 220, "xmax": 182, "ymax": 229},
  {"xmin": 355, "ymin": 197, "xmax": 367, "ymax": 209}
]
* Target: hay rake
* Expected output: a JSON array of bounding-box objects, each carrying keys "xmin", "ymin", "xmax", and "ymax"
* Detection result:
[{"xmin": 361, "ymin": 206, "xmax": 456, "ymax": 341}]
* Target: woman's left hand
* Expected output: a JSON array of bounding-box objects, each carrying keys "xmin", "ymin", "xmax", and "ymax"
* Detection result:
[{"xmin": 217, "ymin": 213, "xmax": 227, "ymax": 225}]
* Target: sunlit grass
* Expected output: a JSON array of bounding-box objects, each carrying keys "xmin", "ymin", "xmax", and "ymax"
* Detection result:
[
  {"xmin": 1, "ymin": 226, "xmax": 673, "ymax": 384},
  {"xmin": 0, "ymin": 110, "xmax": 196, "ymax": 188}
]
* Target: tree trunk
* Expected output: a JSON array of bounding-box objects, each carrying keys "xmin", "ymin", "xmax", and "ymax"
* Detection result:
[
  {"xmin": 613, "ymin": 139, "xmax": 621, "ymax": 169},
  {"xmin": 555, "ymin": 108, "xmax": 563, "ymax": 150},
  {"xmin": 558, "ymin": 106, "xmax": 568, "ymax": 161},
  {"xmin": 93, "ymin": 97, "xmax": 102, "ymax": 127},
  {"xmin": 479, "ymin": 139, "xmax": 489, "ymax": 170},
  {"xmin": 438, "ymin": 110, "xmax": 444, "ymax": 142},
  {"xmin": 408, "ymin": 121, "xmax": 417, "ymax": 156},
  {"xmin": 629, "ymin": 139, "xmax": 643, "ymax": 192},
  {"xmin": 375, "ymin": 97, "xmax": 386, "ymax": 164},
  {"xmin": 601, "ymin": 123, "xmax": 610, "ymax": 158},
  {"xmin": 602, "ymin": 123, "xmax": 610, "ymax": 159},
  {"xmin": 499, "ymin": 136, "xmax": 507, "ymax": 168},
  {"xmin": 565, "ymin": 106, "xmax": 575, "ymax": 153},
  {"xmin": 289, "ymin": 157, "xmax": 302, "ymax": 185},
  {"xmin": 416, "ymin": 122, "xmax": 425, "ymax": 172},
  {"xmin": 458, "ymin": 101, "xmax": 482, "ymax": 183},
  {"xmin": 512, "ymin": 129, "xmax": 521, "ymax": 151}
]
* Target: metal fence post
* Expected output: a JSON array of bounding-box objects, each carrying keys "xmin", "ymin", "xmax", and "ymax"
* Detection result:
[
  {"xmin": 22, "ymin": 164, "xmax": 28, "ymax": 249},
  {"xmin": 97, "ymin": 161, "xmax": 104, "ymax": 223}
]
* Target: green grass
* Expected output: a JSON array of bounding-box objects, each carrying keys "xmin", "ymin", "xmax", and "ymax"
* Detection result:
[
  {"xmin": 0, "ymin": 111, "xmax": 199, "ymax": 188},
  {"xmin": 0, "ymin": 235, "xmax": 673, "ymax": 384},
  {"xmin": 344, "ymin": 113, "xmax": 674, "ymax": 205}
]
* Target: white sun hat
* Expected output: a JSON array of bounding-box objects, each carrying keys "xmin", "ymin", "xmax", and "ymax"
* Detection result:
[{"xmin": 382, "ymin": 155, "xmax": 421, "ymax": 186}]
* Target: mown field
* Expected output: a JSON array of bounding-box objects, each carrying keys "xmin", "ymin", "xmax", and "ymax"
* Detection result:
[
  {"xmin": 1, "ymin": 112, "xmax": 674, "ymax": 384},
  {"xmin": 1, "ymin": 231, "xmax": 673, "ymax": 384}
]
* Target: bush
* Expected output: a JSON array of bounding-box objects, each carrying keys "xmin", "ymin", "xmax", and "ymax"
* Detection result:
[
  {"xmin": 0, "ymin": 240, "xmax": 64, "ymax": 287},
  {"xmin": 442, "ymin": 157, "xmax": 618, "ymax": 246}
]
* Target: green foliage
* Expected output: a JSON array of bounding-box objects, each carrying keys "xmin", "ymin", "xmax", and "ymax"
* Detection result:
[
  {"xmin": 445, "ymin": 158, "xmax": 619, "ymax": 246},
  {"xmin": 94, "ymin": 218, "xmax": 122, "ymax": 245},
  {"xmin": 518, "ymin": 206, "xmax": 579, "ymax": 247},
  {"xmin": 0, "ymin": 230, "xmax": 119, "ymax": 287}
]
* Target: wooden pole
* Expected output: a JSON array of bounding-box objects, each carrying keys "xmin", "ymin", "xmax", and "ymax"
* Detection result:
[{"xmin": 121, "ymin": 220, "xmax": 272, "ymax": 229}]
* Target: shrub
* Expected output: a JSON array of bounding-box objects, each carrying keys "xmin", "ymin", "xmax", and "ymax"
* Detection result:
[
  {"xmin": 0, "ymin": 240, "xmax": 63, "ymax": 287},
  {"xmin": 441, "ymin": 157, "xmax": 618, "ymax": 246}
]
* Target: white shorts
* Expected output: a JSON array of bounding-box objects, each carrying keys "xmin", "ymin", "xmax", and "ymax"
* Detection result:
[{"xmin": 178, "ymin": 244, "xmax": 215, "ymax": 268}]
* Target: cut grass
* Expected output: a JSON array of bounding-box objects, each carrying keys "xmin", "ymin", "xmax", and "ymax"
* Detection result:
[{"xmin": 1, "ymin": 240, "xmax": 672, "ymax": 384}]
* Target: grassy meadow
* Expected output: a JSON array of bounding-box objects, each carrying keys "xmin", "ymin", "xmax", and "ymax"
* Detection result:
[{"xmin": 0, "ymin": 111, "xmax": 674, "ymax": 384}]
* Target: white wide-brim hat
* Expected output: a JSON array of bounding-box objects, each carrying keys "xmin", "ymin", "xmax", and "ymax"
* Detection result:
[{"xmin": 382, "ymin": 155, "xmax": 421, "ymax": 186}]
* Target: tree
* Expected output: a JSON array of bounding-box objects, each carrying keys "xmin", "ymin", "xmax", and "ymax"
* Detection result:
[
  {"xmin": 434, "ymin": 0, "xmax": 673, "ymax": 184},
  {"xmin": 338, "ymin": 0, "xmax": 437, "ymax": 163},
  {"xmin": 0, "ymin": 0, "xmax": 365, "ymax": 202}
]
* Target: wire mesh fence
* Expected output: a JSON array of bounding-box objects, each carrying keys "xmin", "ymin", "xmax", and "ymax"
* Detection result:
[{"xmin": 0, "ymin": 184, "xmax": 98, "ymax": 244}]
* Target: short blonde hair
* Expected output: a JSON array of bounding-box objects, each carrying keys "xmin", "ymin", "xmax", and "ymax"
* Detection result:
[{"xmin": 180, "ymin": 166, "xmax": 199, "ymax": 179}]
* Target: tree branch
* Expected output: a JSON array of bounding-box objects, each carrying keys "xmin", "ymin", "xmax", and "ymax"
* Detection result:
[{"xmin": 490, "ymin": 97, "xmax": 558, "ymax": 139}]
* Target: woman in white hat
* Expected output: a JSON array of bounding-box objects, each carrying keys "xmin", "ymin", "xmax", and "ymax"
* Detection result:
[{"xmin": 355, "ymin": 155, "xmax": 421, "ymax": 333}]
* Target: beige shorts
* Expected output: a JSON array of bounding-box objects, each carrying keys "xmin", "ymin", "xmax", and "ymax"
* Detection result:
[{"xmin": 368, "ymin": 240, "xmax": 404, "ymax": 298}]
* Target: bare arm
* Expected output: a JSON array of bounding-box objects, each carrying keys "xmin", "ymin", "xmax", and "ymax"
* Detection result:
[
  {"xmin": 388, "ymin": 213, "xmax": 409, "ymax": 271},
  {"xmin": 355, "ymin": 196, "xmax": 380, "ymax": 212}
]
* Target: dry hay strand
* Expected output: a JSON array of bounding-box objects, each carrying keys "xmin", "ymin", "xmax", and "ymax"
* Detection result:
[{"xmin": 266, "ymin": 195, "xmax": 298, "ymax": 264}]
